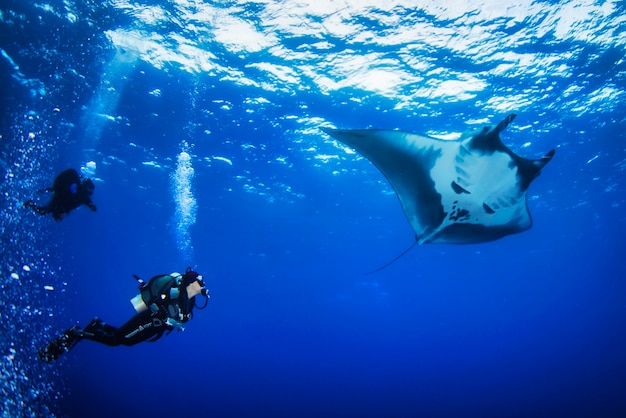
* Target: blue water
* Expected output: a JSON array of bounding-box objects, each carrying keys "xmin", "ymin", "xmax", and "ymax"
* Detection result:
[{"xmin": 2, "ymin": 1, "xmax": 625, "ymax": 417}]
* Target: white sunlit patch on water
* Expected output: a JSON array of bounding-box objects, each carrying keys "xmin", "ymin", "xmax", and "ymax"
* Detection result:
[
  {"xmin": 171, "ymin": 145, "xmax": 197, "ymax": 262},
  {"xmin": 142, "ymin": 161, "xmax": 163, "ymax": 169},
  {"xmin": 81, "ymin": 161, "xmax": 97, "ymax": 178},
  {"xmin": 582, "ymin": 86, "xmax": 625, "ymax": 114},
  {"xmin": 103, "ymin": 0, "xmax": 624, "ymax": 121},
  {"xmin": 105, "ymin": 29, "xmax": 220, "ymax": 73},
  {"xmin": 213, "ymin": 14, "xmax": 277, "ymax": 54},
  {"xmin": 431, "ymin": 78, "xmax": 488, "ymax": 102},
  {"xmin": 586, "ymin": 154, "xmax": 601, "ymax": 164},
  {"xmin": 246, "ymin": 63, "xmax": 300, "ymax": 91},
  {"xmin": 314, "ymin": 154, "xmax": 340, "ymax": 163},
  {"xmin": 211, "ymin": 156, "xmax": 233, "ymax": 166}
]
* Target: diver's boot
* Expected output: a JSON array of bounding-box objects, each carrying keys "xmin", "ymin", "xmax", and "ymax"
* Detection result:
[
  {"xmin": 23, "ymin": 200, "xmax": 48, "ymax": 216},
  {"xmin": 83, "ymin": 317, "xmax": 105, "ymax": 336},
  {"xmin": 80, "ymin": 317, "xmax": 118, "ymax": 345},
  {"xmin": 23, "ymin": 200, "xmax": 38, "ymax": 211},
  {"xmin": 38, "ymin": 326, "xmax": 83, "ymax": 363}
]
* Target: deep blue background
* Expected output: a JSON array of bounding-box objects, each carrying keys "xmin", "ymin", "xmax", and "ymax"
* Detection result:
[{"xmin": 1, "ymin": 1, "xmax": 625, "ymax": 417}]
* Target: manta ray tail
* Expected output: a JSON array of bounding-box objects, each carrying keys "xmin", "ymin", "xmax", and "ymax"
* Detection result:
[{"xmin": 366, "ymin": 240, "xmax": 419, "ymax": 275}]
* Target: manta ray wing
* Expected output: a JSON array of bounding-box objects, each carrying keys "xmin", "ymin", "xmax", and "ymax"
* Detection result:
[
  {"xmin": 321, "ymin": 128, "xmax": 452, "ymax": 242},
  {"xmin": 322, "ymin": 114, "xmax": 554, "ymax": 245}
]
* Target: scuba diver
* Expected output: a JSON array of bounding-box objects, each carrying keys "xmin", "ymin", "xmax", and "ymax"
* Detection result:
[
  {"xmin": 23, "ymin": 168, "xmax": 96, "ymax": 221},
  {"xmin": 39, "ymin": 268, "xmax": 209, "ymax": 362}
]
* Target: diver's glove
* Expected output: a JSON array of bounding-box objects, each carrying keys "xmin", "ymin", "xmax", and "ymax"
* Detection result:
[{"xmin": 165, "ymin": 317, "xmax": 185, "ymax": 331}]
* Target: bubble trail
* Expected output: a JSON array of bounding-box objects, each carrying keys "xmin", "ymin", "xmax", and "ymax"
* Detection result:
[{"xmin": 171, "ymin": 143, "xmax": 197, "ymax": 263}]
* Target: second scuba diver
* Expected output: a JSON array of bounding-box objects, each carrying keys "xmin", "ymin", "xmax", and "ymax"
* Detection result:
[
  {"xmin": 24, "ymin": 168, "xmax": 96, "ymax": 221},
  {"xmin": 39, "ymin": 268, "xmax": 209, "ymax": 362}
]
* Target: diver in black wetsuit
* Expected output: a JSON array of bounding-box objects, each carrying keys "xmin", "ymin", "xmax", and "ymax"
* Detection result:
[
  {"xmin": 39, "ymin": 268, "xmax": 209, "ymax": 362},
  {"xmin": 24, "ymin": 168, "xmax": 96, "ymax": 221}
]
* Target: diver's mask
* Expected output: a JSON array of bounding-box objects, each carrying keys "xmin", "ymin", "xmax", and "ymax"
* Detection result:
[
  {"xmin": 186, "ymin": 269, "xmax": 209, "ymax": 309},
  {"xmin": 183, "ymin": 268, "xmax": 208, "ymax": 297},
  {"xmin": 196, "ymin": 275, "xmax": 208, "ymax": 297}
]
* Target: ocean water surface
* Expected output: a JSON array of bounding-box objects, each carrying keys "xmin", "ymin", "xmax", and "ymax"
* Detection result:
[{"xmin": 1, "ymin": 1, "xmax": 625, "ymax": 417}]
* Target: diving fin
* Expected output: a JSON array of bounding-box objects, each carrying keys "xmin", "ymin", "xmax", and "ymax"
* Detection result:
[{"xmin": 38, "ymin": 326, "xmax": 83, "ymax": 362}]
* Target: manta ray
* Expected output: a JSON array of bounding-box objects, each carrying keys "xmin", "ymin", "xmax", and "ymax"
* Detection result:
[{"xmin": 322, "ymin": 114, "xmax": 554, "ymax": 248}]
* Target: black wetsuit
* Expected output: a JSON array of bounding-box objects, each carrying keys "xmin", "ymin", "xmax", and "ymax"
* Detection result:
[
  {"xmin": 82, "ymin": 312, "xmax": 172, "ymax": 346},
  {"xmin": 24, "ymin": 168, "xmax": 96, "ymax": 221},
  {"xmin": 83, "ymin": 274, "xmax": 196, "ymax": 346},
  {"xmin": 39, "ymin": 273, "xmax": 200, "ymax": 362},
  {"xmin": 39, "ymin": 269, "xmax": 200, "ymax": 362}
]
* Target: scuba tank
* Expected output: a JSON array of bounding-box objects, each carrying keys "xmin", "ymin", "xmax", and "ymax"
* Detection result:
[
  {"xmin": 130, "ymin": 293, "xmax": 148, "ymax": 313},
  {"xmin": 130, "ymin": 272, "xmax": 182, "ymax": 314}
]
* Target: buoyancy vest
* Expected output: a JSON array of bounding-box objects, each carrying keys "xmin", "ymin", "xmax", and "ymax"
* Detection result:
[{"xmin": 134, "ymin": 273, "xmax": 195, "ymax": 323}]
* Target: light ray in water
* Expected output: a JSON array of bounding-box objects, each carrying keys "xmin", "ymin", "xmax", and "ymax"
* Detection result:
[{"xmin": 80, "ymin": 45, "xmax": 138, "ymax": 161}]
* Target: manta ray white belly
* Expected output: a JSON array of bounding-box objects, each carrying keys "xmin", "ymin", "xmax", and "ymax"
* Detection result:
[{"xmin": 322, "ymin": 114, "xmax": 554, "ymax": 245}]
